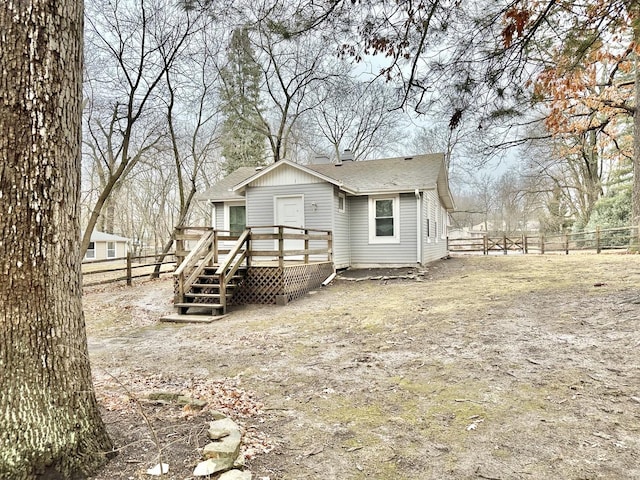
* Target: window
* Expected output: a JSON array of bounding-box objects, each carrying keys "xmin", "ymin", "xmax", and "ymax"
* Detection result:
[
  {"xmin": 107, "ymin": 241, "xmax": 116, "ymax": 258},
  {"xmin": 228, "ymin": 205, "xmax": 246, "ymax": 235},
  {"xmin": 338, "ymin": 193, "xmax": 345, "ymax": 213},
  {"xmin": 369, "ymin": 195, "xmax": 400, "ymax": 243},
  {"xmin": 85, "ymin": 242, "xmax": 96, "ymax": 260}
]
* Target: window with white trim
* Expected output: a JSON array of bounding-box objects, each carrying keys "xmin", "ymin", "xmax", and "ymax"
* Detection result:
[
  {"xmin": 85, "ymin": 242, "xmax": 96, "ymax": 260},
  {"xmin": 107, "ymin": 241, "xmax": 116, "ymax": 258},
  {"xmin": 338, "ymin": 193, "xmax": 345, "ymax": 213},
  {"xmin": 369, "ymin": 195, "xmax": 400, "ymax": 243}
]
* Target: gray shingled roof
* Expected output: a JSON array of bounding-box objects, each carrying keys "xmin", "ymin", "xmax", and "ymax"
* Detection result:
[
  {"xmin": 196, "ymin": 166, "xmax": 257, "ymax": 201},
  {"xmin": 307, "ymin": 153, "xmax": 445, "ymax": 193},
  {"xmin": 197, "ymin": 154, "xmax": 454, "ymax": 210}
]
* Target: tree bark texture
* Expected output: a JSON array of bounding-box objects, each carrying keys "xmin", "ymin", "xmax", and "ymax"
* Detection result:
[
  {"xmin": 634, "ymin": 53, "xmax": 640, "ymax": 227},
  {"xmin": 0, "ymin": 1, "xmax": 113, "ymax": 478}
]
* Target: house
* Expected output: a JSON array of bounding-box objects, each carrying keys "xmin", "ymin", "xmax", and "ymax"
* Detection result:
[
  {"xmin": 84, "ymin": 231, "xmax": 130, "ymax": 261},
  {"xmin": 197, "ymin": 153, "xmax": 455, "ymax": 269}
]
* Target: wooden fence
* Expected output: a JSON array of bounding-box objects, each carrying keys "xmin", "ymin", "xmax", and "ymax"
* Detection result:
[
  {"xmin": 82, "ymin": 252, "xmax": 176, "ymax": 287},
  {"xmin": 448, "ymin": 226, "xmax": 640, "ymax": 255}
]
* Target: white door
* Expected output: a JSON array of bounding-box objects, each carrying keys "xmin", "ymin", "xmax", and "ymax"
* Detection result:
[{"xmin": 275, "ymin": 195, "xmax": 305, "ymax": 257}]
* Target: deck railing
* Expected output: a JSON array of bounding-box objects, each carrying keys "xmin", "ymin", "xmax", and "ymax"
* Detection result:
[{"xmin": 173, "ymin": 225, "xmax": 333, "ymax": 305}]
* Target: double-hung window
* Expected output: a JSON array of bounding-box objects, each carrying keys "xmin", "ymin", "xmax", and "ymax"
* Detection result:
[
  {"xmin": 85, "ymin": 242, "xmax": 96, "ymax": 260},
  {"xmin": 369, "ymin": 195, "xmax": 400, "ymax": 243},
  {"xmin": 107, "ymin": 241, "xmax": 116, "ymax": 258}
]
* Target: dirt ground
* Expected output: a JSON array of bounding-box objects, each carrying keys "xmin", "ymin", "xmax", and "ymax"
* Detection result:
[{"xmin": 85, "ymin": 254, "xmax": 640, "ymax": 480}]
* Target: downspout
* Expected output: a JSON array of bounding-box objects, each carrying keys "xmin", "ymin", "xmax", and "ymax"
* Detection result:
[{"xmin": 415, "ymin": 189, "xmax": 422, "ymax": 264}]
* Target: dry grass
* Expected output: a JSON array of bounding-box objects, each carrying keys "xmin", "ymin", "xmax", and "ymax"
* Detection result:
[{"xmin": 86, "ymin": 254, "xmax": 640, "ymax": 479}]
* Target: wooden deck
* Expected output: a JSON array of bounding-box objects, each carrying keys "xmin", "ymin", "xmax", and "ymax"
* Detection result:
[{"xmin": 167, "ymin": 225, "xmax": 334, "ymax": 320}]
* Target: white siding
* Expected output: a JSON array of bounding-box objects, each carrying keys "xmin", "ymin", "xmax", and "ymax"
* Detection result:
[
  {"xmin": 422, "ymin": 190, "xmax": 449, "ymax": 264},
  {"xmin": 212, "ymin": 202, "xmax": 225, "ymax": 229},
  {"xmin": 246, "ymin": 183, "xmax": 334, "ymax": 260},
  {"xmin": 349, "ymin": 193, "xmax": 417, "ymax": 267},
  {"xmin": 249, "ymin": 164, "xmax": 324, "ymax": 187},
  {"xmin": 333, "ymin": 189, "xmax": 350, "ymax": 268},
  {"xmin": 86, "ymin": 240, "xmax": 128, "ymax": 261}
]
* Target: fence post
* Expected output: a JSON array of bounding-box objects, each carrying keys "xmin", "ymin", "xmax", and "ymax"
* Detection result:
[
  {"xmin": 596, "ymin": 225, "xmax": 601, "ymax": 254},
  {"xmin": 483, "ymin": 235, "xmax": 488, "ymax": 255},
  {"xmin": 523, "ymin": 234, "xmax": 528, "ymax": 254},
  {"xmin": 564, "ymin": 234, "xmax": 569, "ymax": 255},
  {"xmin": 503, "ymin": 232, "xmax": 508, "ymax": 255},
  {"xmin": 126, "ymin": 252, "xmax": 132, "ymax": 286},
  {"xmin": 540, "ymin": 234, "xmax": 545, "ymax": 254}
]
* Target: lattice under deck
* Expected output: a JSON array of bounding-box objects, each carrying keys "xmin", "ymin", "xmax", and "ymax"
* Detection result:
[{"xmin": 232, "ymin": 262, "xmax": 333, "ymax": 305}]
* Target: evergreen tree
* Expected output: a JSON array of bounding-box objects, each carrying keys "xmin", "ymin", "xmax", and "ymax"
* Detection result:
[
  {"xmin": 587, "ymin": 161, "xmax": 633, "ymax": 231},
  {"xmin": 219, "ymin": 28, "xmax": 266, "ymax": 175}
]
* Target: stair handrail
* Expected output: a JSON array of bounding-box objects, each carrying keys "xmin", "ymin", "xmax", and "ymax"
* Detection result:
[
  {"xmin": 174, "ymin": 229, "xmax": 214, "ymax": 277},
  {"xmin": 215, "ymin": 229, "xmax": 250, "ymax": 277},
  {"xmin": 174, "ymin": 230, "xmax": 216, "ymax": 304},
  {"xmin": 215, "ymin": 229, "xmax": 250, "ymax": 312}
]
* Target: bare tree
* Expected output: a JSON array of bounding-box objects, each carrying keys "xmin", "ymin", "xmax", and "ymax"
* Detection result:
[
  {"xmin": 81, "ymin": 0, "xmax": 203, "ymax": 255},
  {"xmin": 311, "ymin": 76, "xmax": 407, "ymax": 161},
  {"xmin": 150, "ymin": 25, "xmax": 224, "ymax": 275},
  {"xmin": 0, "ymin": 1, "xmax": 113, "ymax": 477}
]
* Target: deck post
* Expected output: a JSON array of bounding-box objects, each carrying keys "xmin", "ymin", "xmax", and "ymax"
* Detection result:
[
  {"xmin": 304, "ymin": 228, "xmax": 309, "ymax": 264},
  {"xmin": 278, "ymin": 226, "xmax": 284, "ymax": 268},
  {"xmin": 246, "ymin": 229, "xmax": 252, "ymax": 267},
  {"xmin": 219, "ymin": 270, "xmax": 226, "ymax": 314},
  {"xmin": 175, "ymin": 227, "xmax": 184, "ymax": 265},
  {"xmin": 327, "ymin": 230, "xmax": 333, "ymax": 262},
  {"xmin": 213, "ymin": 230, "xmax": 219, "ymax": 264}
]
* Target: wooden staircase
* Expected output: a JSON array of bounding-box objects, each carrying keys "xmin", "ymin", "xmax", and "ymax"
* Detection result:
[
  {"xmin": 163, "ymin": 229, "xmax": 250, "ymax": 322},
  {"xmin": 174, "ymin": 265, "xmax": 247, "ymax": 316}
]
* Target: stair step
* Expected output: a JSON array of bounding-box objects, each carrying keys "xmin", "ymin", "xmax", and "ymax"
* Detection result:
[
  {"xmin": 201, "ymin": 265, "xmax": 247, "ymax": 273},
  {"xmin": 191, "ymin": 283, "xmax": 237, "ymax": 289},
  {"xmin": 175, "ymin": 302, "xmax": 224, "ymax": 308},
  {"xmin": 197, "ymin": 274, "xmax": 245, "ymax": 281},
  {"xmin": 185, "ymin": 292, "xmax": 233, "ymax": 298}
]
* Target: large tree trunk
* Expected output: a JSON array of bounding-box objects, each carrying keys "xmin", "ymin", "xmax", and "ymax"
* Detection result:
[
  {"xmin": 633, "ymin": 54, "xmax": 640, "ymax": 228},
  {"xmin": 0, "ymin": 1, "xmax": 113, "ymax": 478}
]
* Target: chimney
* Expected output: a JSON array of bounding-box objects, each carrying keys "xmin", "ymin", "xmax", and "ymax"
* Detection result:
[
  {"xmin": 340, "ymin": 149, "xmax": 354, "ymax": 162},
  {"xmin": 311, "ymin": 155, "xmax": 331, "ymax": 165}
]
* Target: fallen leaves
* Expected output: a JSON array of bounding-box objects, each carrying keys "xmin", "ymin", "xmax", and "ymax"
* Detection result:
[{"xmin": 94, "ymin": 374, "xmax": 275, "ymax": 461}]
